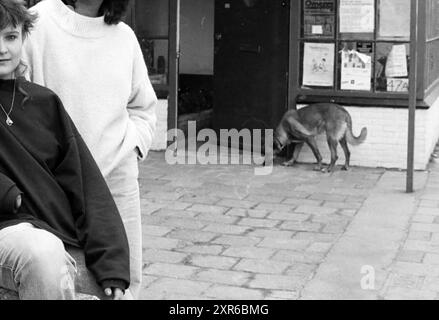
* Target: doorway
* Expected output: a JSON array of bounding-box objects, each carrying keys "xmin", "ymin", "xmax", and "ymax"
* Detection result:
[
  {"xmin": 178, "ymin": 0, "xmax": 215, "ymax": 136},
  {"xmin": 213, "ymin": 0, "xmax": 290, "ymax": 137}
]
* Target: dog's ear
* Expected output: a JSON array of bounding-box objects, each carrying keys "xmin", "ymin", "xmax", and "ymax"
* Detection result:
[{"xmin": 286, "ymin": 115, "xmax": 313, "ymax": 138}]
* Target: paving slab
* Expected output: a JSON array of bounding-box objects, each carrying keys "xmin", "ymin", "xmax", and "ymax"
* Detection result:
[{"xmin": 300, "ymin": 171, "xmax": 428, "ymax": 300}]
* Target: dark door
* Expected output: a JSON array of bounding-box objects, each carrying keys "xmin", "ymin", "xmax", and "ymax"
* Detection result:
[{"xmin": 213, "ymin": 0, "xmax": 290, "ymax": 135}]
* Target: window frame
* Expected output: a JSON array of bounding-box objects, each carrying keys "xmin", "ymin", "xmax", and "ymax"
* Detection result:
[
  {"xmin": 130, "ymin": 0, "xmax": 172, "ymax": 97},
  {"xmin": 128, "ymin": 0, "xmax": 180, "ymax": 133},
  {"xmin": 25, "ymin": 0, "xmax": 180, "ymax": 132},
  {"xmin": 289, "ymin": 0, "xmax": 428, "ymax": 108}
]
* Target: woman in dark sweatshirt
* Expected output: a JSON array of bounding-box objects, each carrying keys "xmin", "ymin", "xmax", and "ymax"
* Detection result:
[{"xmin": 0, "ymin": 0, "xmax": 130, "ymax": 300}]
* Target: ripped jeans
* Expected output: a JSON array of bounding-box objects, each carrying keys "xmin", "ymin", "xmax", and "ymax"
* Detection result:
[{"xmin": 0, "ymin": 223, "xmax": 76, "ymax": 300}]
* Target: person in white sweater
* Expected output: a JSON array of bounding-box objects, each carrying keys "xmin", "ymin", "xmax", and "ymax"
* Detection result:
[{"xmin": 23, "ymin": 0, "xmax": 157, "ymax": 299}]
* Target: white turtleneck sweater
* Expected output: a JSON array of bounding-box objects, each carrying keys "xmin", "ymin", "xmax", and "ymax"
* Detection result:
[{"xmin": 23, "ymin": 0, "xmax": 157, "ymax": 177}]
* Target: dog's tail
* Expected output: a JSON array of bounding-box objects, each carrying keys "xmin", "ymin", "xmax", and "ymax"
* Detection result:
[{"xmin": 345, "ymin": 114, "xmax": 367, "ymax": 145}]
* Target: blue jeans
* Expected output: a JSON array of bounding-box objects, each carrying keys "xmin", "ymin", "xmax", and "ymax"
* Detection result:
[
  {"xmin": 0, "ymin": 225, "xmax": 135, "ymax": 300},
  {"xmin": 0, "ymin": 223, "xmax": 76, "ymax": 300}
]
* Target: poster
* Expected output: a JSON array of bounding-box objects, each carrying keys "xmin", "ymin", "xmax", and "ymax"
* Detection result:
[
  {"xmin": 302, "ymin": 42, "xmax": 334, "ymax": 87},
  {"xmin": 378, "ymin": 0, "xmax": 410, "ymax": 39},
  {"xmin": 339, "ymin": 0, "xmax": 374, "ymax": 33},
  {"xmin": 303, "ymin": 0, "xmax": 335, "ymax": 13},
  {"xmin": 385, "ymin": 45, "xmax": 408, "ymax": 78},
  {"xmin": 340, "ymin": 50, "xmax": 372, "ymax": 91},
  {"xmin": 303, "ymin": 0, "xmax": 336, "ymax": 37},
  {"xmin": 303, "ymin": 14, "xmax": 335, "ymax": 37}
]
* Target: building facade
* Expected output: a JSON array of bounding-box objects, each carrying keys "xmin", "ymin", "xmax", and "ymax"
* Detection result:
[
  {"xmin": 289, "ymin": 0, "xmax": 439, "ymax": 170},
  {"xmin": 25, "ymin": 0, "xmax": 439, "ymax": 170},
  {"xmin": 212, "ymin": 0, "xmax": 439, "ymax": 170}
]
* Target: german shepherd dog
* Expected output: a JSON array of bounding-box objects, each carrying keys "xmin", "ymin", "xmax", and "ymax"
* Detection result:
[{"xmin": 271, "ymin": 103, "xmax": 367, "ymax": 172}]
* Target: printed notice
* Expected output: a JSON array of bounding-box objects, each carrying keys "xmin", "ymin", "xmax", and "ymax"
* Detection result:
[
  {"xmin": 379, "ymin": 0, "xmax": 410, "ymax": 39},
  {"xmin": 340, "ymin": 50, "xmax": 372, "ymax": 91},
  {"xmin": 387, "ymin": 78, "xmax": 409, "ymax": 92},
  {"xmin": 312, "ymin": 25, "xmax": 324, "ymax": 34},
  {"xmin": 339, "ymin": 0, "xmax": 374, "ymax": 33},
  {"xmin": 385, "ymin": 45, "xmax": 408, "ymax": 78},
  {"xmin": 303, "ymin": 0, "xmax": 336, "ymax": 37},
  {"xmin": 302, "ymin": 42, "xmax": 334, "ymax": 87}
]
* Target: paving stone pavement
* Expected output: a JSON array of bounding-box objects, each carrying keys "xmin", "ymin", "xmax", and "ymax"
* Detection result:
[
  {"xmin": 137, "ymin": 147, "xmax": 439, "ymax": 300},
  {"xmin": 379, "ymin": 149, "xmax": 439, "ymax": 300}
]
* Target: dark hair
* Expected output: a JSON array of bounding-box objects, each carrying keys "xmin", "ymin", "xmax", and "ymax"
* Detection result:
[
  {"xmin": 61, "ymin": 0, "xmax": 129, "ymax": 25},
  {"xmin": 0, "ymin": 0, "xmax": 38, "ymax": 38}
]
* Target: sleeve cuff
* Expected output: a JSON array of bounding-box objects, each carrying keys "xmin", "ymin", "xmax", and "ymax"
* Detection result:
[{"xmin": 0, "ymin": 176, "xmax": 22, "ymax": 215}]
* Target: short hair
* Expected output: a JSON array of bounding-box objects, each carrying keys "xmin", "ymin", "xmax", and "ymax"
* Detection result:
[
  {"xmin": 0, "ymin": 0, "xmax": 37, "ymax": 38},
  {"xmin": 61, "ymin": 0, "xmax": 130, "ymax": 25}
]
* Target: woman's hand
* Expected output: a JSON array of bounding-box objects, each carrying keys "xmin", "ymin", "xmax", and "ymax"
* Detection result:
[
  {"xmin": 14, "ymin": 194, "xmax": 22, "ymax": 212},
  {"xmin": 104, "ymin": 287, "xmax": 124, "ymax": 300}
]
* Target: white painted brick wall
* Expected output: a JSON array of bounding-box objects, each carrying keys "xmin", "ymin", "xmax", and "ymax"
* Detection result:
[
  {"xmin": 148, "ymin": 98, "xmax": 439, "ymax": 169},
  {"xmin": 150, "ymin": 99, "xmax": 168, "ymax": 151},
  {"xmin": 295, "ymin": 101, "xmax": 439, "ymax": 170},
  {"xmin": 425, "ymin": 98, "xmax": 439, "ymax": 165}
]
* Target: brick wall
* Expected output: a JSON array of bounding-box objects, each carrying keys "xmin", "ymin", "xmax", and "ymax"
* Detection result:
[
  {"xmin": 149, "ymin": 98, "xmax": 439, "ymax": 170},
  {"xmin": 295, "ymin": 100, "xmax": 439, "ymax": 170}
]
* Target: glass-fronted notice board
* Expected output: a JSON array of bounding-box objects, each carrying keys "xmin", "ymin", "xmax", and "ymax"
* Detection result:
[{"xmin": 299, "ymin": 0, "xmax": 411, "ymax": 94}]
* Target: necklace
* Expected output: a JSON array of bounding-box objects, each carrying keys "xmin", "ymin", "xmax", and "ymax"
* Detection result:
[{"xmin": 0, "ymin": 78, "xmax": 16, "ymax": 126}]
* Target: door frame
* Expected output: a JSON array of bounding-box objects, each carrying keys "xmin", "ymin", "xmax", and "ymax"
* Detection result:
[{"xmin": 288, "ymin": 0, "xmax": 299, "ymax": 111}]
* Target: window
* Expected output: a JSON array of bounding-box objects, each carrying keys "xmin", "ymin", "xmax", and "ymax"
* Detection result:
[
  {"xmin": 134, "ymin": 0, "xmax": 171, "ymax": 97},
  {"xmin": 425, "ymin": 0, "xmax": 439, "ymax": 92},
  {"xmin": 297, "ymin": 0, "xmax": 411, "ymax": 96}
]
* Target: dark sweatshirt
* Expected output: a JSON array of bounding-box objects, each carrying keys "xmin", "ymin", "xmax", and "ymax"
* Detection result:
[
  {"xmin": 0, "ymin": 172, "xmax": 22, "ymax": 214},
  {"xmin": 0, "ymin": 78, "xmax": 130, "ymax": 291}
]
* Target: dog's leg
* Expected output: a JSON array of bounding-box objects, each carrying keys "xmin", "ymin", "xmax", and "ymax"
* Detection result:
[
  {"xmin": 339, "ymin": 137, "xmax": 350, "ymax": 171},
  {"xmin": 282, "ymin": 142, "xmax": 304, "ymax": 167},
  {"xmin": 305, "ymin": 138, "xmax": 323, "ymax": 171},
  {"xmin": 326, "ymin": 137, "xmax": 339, "ymax": 172}
]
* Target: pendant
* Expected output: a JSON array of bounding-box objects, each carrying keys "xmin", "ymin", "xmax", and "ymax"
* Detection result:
[{"xmin": 6, "ymin": 116, "xmax": 13, "ymax": 126}]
